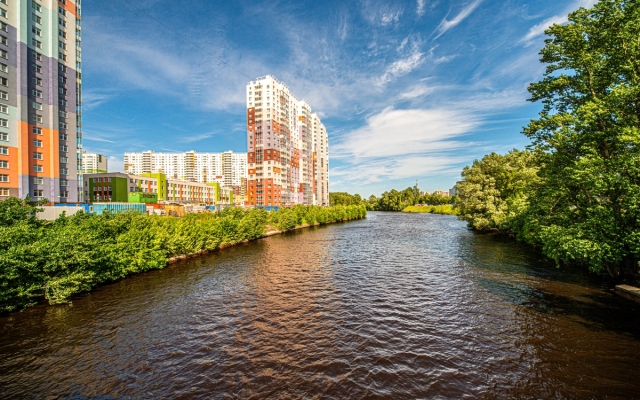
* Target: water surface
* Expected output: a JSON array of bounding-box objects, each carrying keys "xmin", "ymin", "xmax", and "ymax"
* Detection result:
[{"xmin": 1, "ymin": 212, "xmax": 640, "ymax": 398}]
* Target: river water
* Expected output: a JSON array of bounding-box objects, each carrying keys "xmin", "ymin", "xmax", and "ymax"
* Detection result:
[{"xmin": 1, "ymin": 212, "xmax": 640, "ymax": 399}]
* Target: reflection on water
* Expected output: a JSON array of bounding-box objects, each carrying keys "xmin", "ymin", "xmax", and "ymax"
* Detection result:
[{"xmin": 1, "ymin": 212, "xmax": 640, "ymax": 398}]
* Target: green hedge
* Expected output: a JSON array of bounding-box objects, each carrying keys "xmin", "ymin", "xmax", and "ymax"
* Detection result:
[{"xmin": 0, "ymin": 198, "xmax": 367, "ymax": 313}]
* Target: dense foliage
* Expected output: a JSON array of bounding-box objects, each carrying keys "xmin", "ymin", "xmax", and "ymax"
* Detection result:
[
  {"xmin": 0, "ymin": 200, "xmax": 366, "ymax": 313},
  {"xmin": 456, "ymin": 0, "xmax": 640, "ymax": 282},
  {"xmin": 331, "ymin": 187, "xmax": 454, "ymax": 211}
]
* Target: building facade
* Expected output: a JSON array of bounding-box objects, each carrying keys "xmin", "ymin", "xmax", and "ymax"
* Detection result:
[
  {"xmin": 124, "ymin": 150, "xmax": 247, "ymax": 188},
  {"xmin": 81, "ymin": 152, "xmax": 107, "ymax": 173},
  {"xmin": 246, "ymin": 75, "xmax": 329, "ymax": 207},
  {"xmin": 0, "ymin": 0, "xmax": 83, "ymax": 203},
  {"xmin": 84, "ymin": 172, "xmax": 233, "ymax": 205}
]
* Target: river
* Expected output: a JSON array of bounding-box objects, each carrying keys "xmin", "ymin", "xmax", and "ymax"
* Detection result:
[{"xmin": 1, "ymin": 212, "xmax": 640, "ymax": 398}]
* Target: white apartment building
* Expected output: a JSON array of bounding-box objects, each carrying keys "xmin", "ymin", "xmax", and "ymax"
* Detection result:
[
  {"xmin": 246, "ymin": 75, "xmax": 330, "ymax": 207},
  {"xmin": 124, "ymin": 150, "xmax": 247, "ymax": 188},
  {"xmin": 81, "ymin": 152, "xmax": 108, "ymax": 174}
]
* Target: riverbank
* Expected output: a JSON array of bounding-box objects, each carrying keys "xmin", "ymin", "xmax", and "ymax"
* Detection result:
[
  {"xmin": 0, "ymin": 199, "xmax": 367, "ymax": 313},
  {"xmin": 402, "ymin": 205, "xmax": 457, "ymax": 215}
]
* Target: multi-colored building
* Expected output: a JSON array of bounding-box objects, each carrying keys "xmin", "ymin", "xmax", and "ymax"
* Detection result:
[
  {"xmin": 81, "ymin": 152, "xmax": 107, "ymax": 174},
  {"xmin": 83, "ymin": 172, "xmax": 233, "ymax": 206},
  {"xmin": 0, "ymin": 0, "xmax": 83, "ymax": 203},
  {"xmin": 246, "ymin": 75, "xmax": 329, "ymax": 207}
]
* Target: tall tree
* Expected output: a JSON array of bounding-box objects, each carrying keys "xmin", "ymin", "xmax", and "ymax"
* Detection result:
[{"xmin": 524, "ymin": 0, "xmax": 640, "ymax": 280}]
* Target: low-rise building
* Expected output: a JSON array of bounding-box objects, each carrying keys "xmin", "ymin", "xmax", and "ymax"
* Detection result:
[{"xmin": 83, "ymin": 173, "xmax": 233, "ymax": 206}]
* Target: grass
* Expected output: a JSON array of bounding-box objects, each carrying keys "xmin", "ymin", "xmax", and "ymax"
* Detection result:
[{"xmin": 403, "ymin": 205, "xmax": 457, "ymax": 215}]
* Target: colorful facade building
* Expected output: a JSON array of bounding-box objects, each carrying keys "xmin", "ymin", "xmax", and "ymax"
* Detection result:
[
  {"xmin": 246, "ymin": 75, "xmax": 329, "ymax": 207},
  {"xmin": 0, "ymin": 0, "xmax": 83, "ymax": 203},
  {"xmin": 81, "ymin": 152, "xmax": 107, "ymax": 174},
  {"xmin": 84, "ymin": 172, "xmax": 233, "ymax": 206}
]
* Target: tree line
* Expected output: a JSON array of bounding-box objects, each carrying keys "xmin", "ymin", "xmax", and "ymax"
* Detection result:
[
  {"xmin": 0, "ymin": 198, "xmax": 367, "ymax": 313},
  {"xmin": 456, "ymin": 0, "xmax": 640, "ymax": 283},
  {"xmin": 330, "ymin": 189, "xmax": 454, "ymax": 212}
]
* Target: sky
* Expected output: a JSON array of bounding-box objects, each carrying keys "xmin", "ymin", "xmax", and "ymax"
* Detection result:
[{"xmin": 81, "ymin": 0, "xmax": 597, "ymax": 197}]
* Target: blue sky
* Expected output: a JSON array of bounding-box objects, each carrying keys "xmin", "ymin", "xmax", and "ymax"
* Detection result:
[{"xmin": 81, "ymin": 0, "xmax": 596, "ymax": 197}]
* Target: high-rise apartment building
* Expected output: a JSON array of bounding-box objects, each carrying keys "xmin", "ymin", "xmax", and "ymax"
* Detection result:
[
  {"xmin": 0, "ymin": 0, "xmax": 83, "ymax": 203},
  {"xmin": 246, "ymin": 75, "xmax": 329, "ymax": 207},
  {"xmin": 124, "ymin": 150, "xmax": 247, "ymax": 187},
  {"xmin": 81, "ymin": 152, "xmax": 107, "ymax": 174}
]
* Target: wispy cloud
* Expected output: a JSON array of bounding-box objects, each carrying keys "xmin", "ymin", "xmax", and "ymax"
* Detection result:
[
  {"xmin": 108, "ymin": 156, "xmax": 124, "ymax": 173},
  {"xmin": 180, "ymin": 132, "xmax": 219, "ymax": 143},
  {"xmin": 521, "ymin": 0, "xmax": 598, "ymax": 42},
  {"xmin": 434, "ymin": 0, "xmax": 484, "ymax": 40},
  {"xmin": 417, "ymin": 0, "xmax": 427, "ymax": 16},
  {"xmin": 377, "ymin": 39, "xmax": 424, "ymax": 86}
]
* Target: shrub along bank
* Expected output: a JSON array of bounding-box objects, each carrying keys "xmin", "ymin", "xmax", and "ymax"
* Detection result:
[
  {"xmin": 0, "ymin": 198, "xmax": 367, "ymax": 313},
  {"xmin": 402, "ymin": 205, "xmax": 457, "ymax": 215}
]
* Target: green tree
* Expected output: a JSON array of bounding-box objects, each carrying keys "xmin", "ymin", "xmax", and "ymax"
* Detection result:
[
  {"xmin": 456, "ymin": 150, "xmax": 539, "ymax": 231},
  {"xmin": 523, "ymin": 0, "xmax": 640, "ymax": 281}
]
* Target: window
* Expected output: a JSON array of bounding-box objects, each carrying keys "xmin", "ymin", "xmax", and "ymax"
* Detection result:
[
  {"xmin": 0, "ymin": 90, "xmax": 6, "ymax": 100},
  {"xmin": 0, "ymin": 146, "xmax": 6, "ymax": 155},
  {"xmin": 59, "ymin": 30, "xmax": 67, "ymax": 39},
  {"xmin": 32, "ymin": 26, "xmax": 42, "ymax": 37},
  {"xmin": 32, "ymin": 89, "xmax": 42, "ymax": 98},
  {"xmin": 33, "ymin": 189, "xmax": 43, "ymax": 197},
  {"xmin": 59, "ymin": 99, "xmax": 66, "ymax": 106},
  {"xmin": 60, "ymin": 156, "xmax": 67, "ymax": 163},
  {"xmin": 59, "ymin": 133, "xmax": 67, "ymax": 140},
  {"xmin": 0, "ymin": 188, "xmax": 8, "ymax": 196},
  {"xmin": 59, "ymin": 19, "xmax": 66, "ymax": 27},
  {"xmin": 59, "ymin": 64, "xmax": 67, "ymax": 73},
  {"xmin": 33, "ymin": 165, "xmax": 42, "ymax": 172},
  {"xmin": 60, "ymin": 145, "xmax": 67, "ymax": 152},
  {"xmin": 32, "ymin": 102, "xmax": 42, "ymax": 111},
  {"xmin": 0, "ymin": 77, "xmax": 6, "ymax": 86},
  {"xmin": 33, "ymin": 77, "xmax": 42, "ymax": 86},
  {"xmin": 59, "ymin": 41, "xmax": 66, "ymax": 50},
  {"xmin": 0, "ymin": 63, "xmax": 6, "ymax": 73},
  {"xmin": 60, "ymin": 53, "xmax": 67, "ymax": 61},
  {"xmin": 0, "ymin": 104, "xmax": 6, "ymax": 114},
  {"xmin": 0, "ymin": 50, "xmax": 6, "ymax": 59},
  {"xmin": 0, "ymin": 133, "xmax": 6, "ymax": 141},
  {"xmin": 59, "ymin": 87, "xmax": 67, "ymax": 95},
  {"xmin": 0, "ymin": 160, "xmax": 7, "ymax": 168},
  {"xmin": 33, "ymin": 127, "xmax": 42, "ymax": 135},
  {"xmin": 60, "ymin": 167, "xmax": 68, "ymax": 175},
  {"xmin": 32, "ymin": 14, "xmax": 41, "ymax": 24},
  {"xmin": 33, "ymin": 139, "xmax": 42, "ymax": 147},
  {"xmin": 59, "ymin": 111, "xmax": 67, "ymax": 118},
  {"xmin": 0, "ymin": 36, "xmax": 6, "ymax": 46},
  {"xmin": 32, "ymin": 2, "xmax": 42, "ymax": 12},
  {"xmin": 0, "ymin": 174, "xmax": 8, "ymax": 182},
  {"xmin": 59, "ymin": 6, "xmax": 66, "ymax": 16},
  {"xmin": 59, "ymin": 122, "xmax": 67, "ymax": 129},
  {"xmin": 32, "ymin": 52, "xmax": 42, "ymax": 61},
  {"xmin": 0, "ymin": 118, "xmax": 7, "ymax": 127},
  {"xmin": 61, "ymin": 179, "xmax": 68, "ymax": 186},
  {"xmin": 61, "ymin": 190, "xmax": 69, "ymax": 198},
  {"xmin": 31, "ymin": 39, "xmax": 42, "ymax": 49},
  {"xmin": 0, "ymin": 8, "xmax": 6, "ymax": 18},
  {"xmin": 32, "ymin": 64, "xmax": 42, "ymax": 73},
  {"xmin": 34, "ymin": 177, "xmax": 43, "ymax": 184},
  {"xmin": 33, "ymin": 152, "xmax": 43, "ymax": 160},
  {"xmin": 0, "ymin": 22, "xmax": 5, "ymax": 32},
  {"xmin": 34, "ymin": 115, "xmax": 42, "ymax": 123}
]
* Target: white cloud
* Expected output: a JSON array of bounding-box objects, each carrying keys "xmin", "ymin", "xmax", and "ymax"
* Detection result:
[
  {"xmin": 377, "ymin": 42, "xmax": 424, "ymax": 86},
  {"xmin": 332, "ymin": 107, "xmax": 479, "ymax": 160},
  {"xmin": 521, "ymin": 0, "xmax": 598, "ymax": 42},
  {"xmin": 398, "ymin": 84, "xmax": 436, "ymax": 99},
  {"xmin": 434, "ymin": 0, "xmax": 484, "ymax": 40},
  {"xmin": 417, "ymin": 0, "xmax": 427, "ymax": 16}
]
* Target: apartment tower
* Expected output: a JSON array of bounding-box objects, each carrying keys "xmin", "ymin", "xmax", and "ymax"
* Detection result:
[
  {"xmin": 0, "ymin": 0, "xmax": 82, "ymax": 203},
  {"xmin": 246, "ymin": 75, "xmax": 329, "ymax": 207}
]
